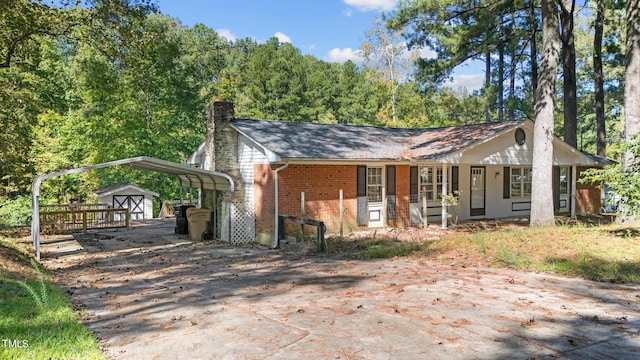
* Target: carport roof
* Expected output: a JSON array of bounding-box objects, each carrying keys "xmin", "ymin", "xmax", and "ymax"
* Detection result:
[
  {"xmin": 34, "ymin": 156, "xmax": 234, "ymax": 194},
  {"xmin": 118, "ymin": 156, "xmax": 234, "ymax": 192},
  {"xmin": 32, "ymin": 156, "xmax": 234, "ymax": 260}
]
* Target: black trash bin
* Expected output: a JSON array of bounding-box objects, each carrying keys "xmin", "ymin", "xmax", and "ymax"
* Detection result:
[{"xmin": 174, "ymin": 205, "xmax": 195, "ymax": 234}]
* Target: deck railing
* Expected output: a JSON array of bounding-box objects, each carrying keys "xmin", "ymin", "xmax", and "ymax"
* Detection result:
[{"xmin": 39, "ymin": 208, "xmax": 129, "ymax": 234}]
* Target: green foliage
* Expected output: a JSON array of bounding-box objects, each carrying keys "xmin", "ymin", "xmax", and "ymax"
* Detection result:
[
  {"xmin": 0, "ymin": 195, "xmax": 32, "ymax": 227},
  {"xmin": 581, "ymin": 137, "xmax": 640, "ymax": 217}
]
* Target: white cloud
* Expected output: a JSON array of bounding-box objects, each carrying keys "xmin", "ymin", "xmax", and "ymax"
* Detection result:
[
  {"xmin": 274, "ymin": 32, "xmax": 291, "ymax": 43},
  {"xmin": 217, "ymin": 29, "xmax": 236, "ymax": 42},
  {"xmin": 324, "ymin": 47, "xmax": 365, "ymax": 64},
  {"xmin": 443, "ymin": 74, "xmax": 485, "ymax": 92},
  {"xmin": 344, "ymin": 0, "xmax": 398, "ymax": 11},
  {"xmin": 417, "ymin": 46, "xmax": 436, "ymax": 60}
]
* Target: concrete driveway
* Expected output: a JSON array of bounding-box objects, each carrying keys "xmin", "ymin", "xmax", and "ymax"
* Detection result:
[{"xmin": 42, "ymin": 219, "xmax": 640, "ymax": 359}]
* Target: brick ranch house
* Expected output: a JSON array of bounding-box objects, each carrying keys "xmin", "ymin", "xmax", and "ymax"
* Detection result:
[{"xmin": 189, "ymin": 100, "xmax": 609, "ymax": 247}]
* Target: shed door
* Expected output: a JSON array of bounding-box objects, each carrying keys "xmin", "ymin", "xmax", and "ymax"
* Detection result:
[{"xmin": 113, "ymin": 195, "xmax": 145, "ymax": 220}]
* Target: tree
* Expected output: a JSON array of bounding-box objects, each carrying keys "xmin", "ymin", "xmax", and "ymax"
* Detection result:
[
  {"xmin": 593, "ymin": 0, "xmax": 606, "ymax": 157},
  {"xmin": 361, "ymin": 16, "xmax": 417, "ymax": 126},
  {"xmin": 620, "ymin": 0, "xmax": 640, "ymax": 221},
  {"xmin": 0, "ymin": 0, "xmax": 78, "ymax": 69},
  {"xmin": 559, "ymin": 0, "xmax": 577, "ymax": 141},
  {"xmin": 530, "ymin": 0, "xmax": 561, "ymax": 227},
  {"xmin": 386, "ymin": 0, "xmax": 541, "ymax": 123},
  {"xmin": 560, "ymin": 0, "xmax": 578, "ymax": 147}
]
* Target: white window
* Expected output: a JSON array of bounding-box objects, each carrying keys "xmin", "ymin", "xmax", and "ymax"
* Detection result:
[
  {"xmin": 559, "ymin": 167, "xmax": 569, "ymax": 195},
  {"xmin": 419, "ymin": 167, "xmax": 444, "ymax": 201},
  {"xmin": 511, "ymin": 167, "xmax": 532, "ymax": 197},
  {"xmin": 367, "ymin": 167, "xmax": 383, "ymax": 203}
]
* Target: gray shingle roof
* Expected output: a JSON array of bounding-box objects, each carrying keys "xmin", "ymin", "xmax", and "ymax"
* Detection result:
[{"xmin": 231, "ymin": 119, "xmax": 521, "ymax": 161}]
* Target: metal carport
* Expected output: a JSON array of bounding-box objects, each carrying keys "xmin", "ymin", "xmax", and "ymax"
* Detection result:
[{"xmin": 31, "ymin": 156, "xmax": 235, "ymax": 259}]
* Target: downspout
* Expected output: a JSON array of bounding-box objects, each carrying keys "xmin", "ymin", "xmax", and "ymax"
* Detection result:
[{"xmin": 274, "ymin": 162, "xmax": 289, "ymax": 249}]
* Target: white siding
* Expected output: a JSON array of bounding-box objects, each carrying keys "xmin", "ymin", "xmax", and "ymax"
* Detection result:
[
  {"xmin": 237, "ymin": 136, "xmax": 268, "ymax": 242},
  {"xmin": 447, "ymin": 125, "xmax": 588, "ymax": 166},
  {"xmin": 451, "ymin": 164, "xmax": 531, "ymax": 220},
  {"xmin": 238, "ymin": 135, "xmax": 269, "ymax": 201}
]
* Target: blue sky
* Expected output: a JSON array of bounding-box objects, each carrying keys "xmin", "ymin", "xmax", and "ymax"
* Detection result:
[{"xmin": 157, "ymin": 0, "xmax": 484, "ymax": 91}]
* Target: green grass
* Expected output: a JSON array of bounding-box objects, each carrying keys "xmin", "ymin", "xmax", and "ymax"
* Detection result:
[
  {"xmin": 328, "ymin": 221, "xmax": 640, "ymax": 283},
  {"xmin": 0, "ymin": 237, "xmax": 105, "ymax": 360},
  {"xmin": 438, "ymin": 224, "xmax": 640, "ymax": 282},
  {"xmin": 327, "ymin": 236, "xmax": 434, "ymax": 259}
]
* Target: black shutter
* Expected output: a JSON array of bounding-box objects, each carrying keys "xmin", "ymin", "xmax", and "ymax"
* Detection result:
[
  {"xmin": 357, "ymin": 165, "xmax": 367, "ymax": 226},
  {"xmin": 553, "ymin": 167, "xmax": 560, "ymax": 211},
  {"xmin": 451, "ymin": 166, "xmax": 459, "ymax": 196},
  {"xmin": 410, "ymin": 166, "xmax": 418, "ymax": 203},
  {"xmin": 386, "ymin": 166, "xmax": 396, "ymax": 221},
  {"xmin": 503, "ymin": 167, "xmax": 510, "ymax": 199}
]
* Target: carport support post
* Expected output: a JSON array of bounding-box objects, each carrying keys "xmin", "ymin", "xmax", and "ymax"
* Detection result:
[{"xmin": 31, "ymin": 192, "xmax": 41, "ymax": 260}]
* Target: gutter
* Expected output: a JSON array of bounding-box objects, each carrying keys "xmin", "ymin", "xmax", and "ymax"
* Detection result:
[{"xmin": 273, "ymin": 162, "xmax": 289, "ymax": 248}]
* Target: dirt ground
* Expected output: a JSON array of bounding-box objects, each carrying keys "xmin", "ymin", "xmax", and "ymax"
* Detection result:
[{"xmin": 39, "ymin": 219, "xmax": 640, "ymax": 359}]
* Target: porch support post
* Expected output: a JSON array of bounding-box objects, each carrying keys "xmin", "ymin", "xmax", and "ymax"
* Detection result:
[
  {"xmin": 571, "ymin": 165, "xmax": 577, "ymax": 218},
  {"xmin": 441, "ymin": 163, "xmax": 448, "ymax": 229},
  {"xmin": 382, "ymin": 173, "xmax": 387, "ymax": 230}
]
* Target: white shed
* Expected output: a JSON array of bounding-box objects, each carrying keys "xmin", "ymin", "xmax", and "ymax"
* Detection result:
[{"xmin": 93, "ymin": 184, "xmax": 159, "ymax": 220}]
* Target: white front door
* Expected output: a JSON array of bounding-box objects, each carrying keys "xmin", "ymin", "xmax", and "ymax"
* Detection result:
[
  {"xmin": 470, "ymin": 167, "xmax": 486, "ymax": 216},
  {"xmin": 367, "ymin": 167, "xmax": 384, "ymax": 227},
  {"xmin": 556, "ymin": 166, "xmax": 570, "ymax": 213}
]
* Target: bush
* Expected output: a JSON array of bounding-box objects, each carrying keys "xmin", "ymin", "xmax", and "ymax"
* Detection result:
[
  {"xmin": 581, "ymin": 136, "xmax": 640, "ymax": 218},
  {"xmin": 0, "ymin": 195, "xmax": 33, "ymax": 227}
]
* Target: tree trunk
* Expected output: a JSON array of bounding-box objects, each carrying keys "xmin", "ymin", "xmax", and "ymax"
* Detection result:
[
  {"xmin": 624, "ymin": 0, "xmax": 640, "ymax": 165},
  {"xmin": 620, "ymin": 0, "xmax": 640, "ymax": 223},
  {"xmin": 485, "ymin": 51, "xmax": 492, "ymax": 123},
  {"xmin": 498, "ymin": 16, "xmax": 505, "ymax": 122},
  {"xmin": 509, "ymin": 51, "xmax": 516, "ymax": 121},
  {"xmin": 560, "ymin": 0, "xmax": 577, "ymax": 148},
  {"xmin": 529, "ymin": 0, "xmax": 538, "ymax": 105},
  {"xmin": 508, "ymin": 12, "xmax": 516, "ymax": 122},
  {"xmin": 594, "ymin": 0, "xmax": 606, "ymax": 157},
  {"xmin": 530, "ymin": 0, "xmax": 560, "ymax": 227}
]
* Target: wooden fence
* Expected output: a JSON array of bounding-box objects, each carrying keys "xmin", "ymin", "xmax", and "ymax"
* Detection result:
[
  {"xmin": 278, "ymin": 215, "xmax": 327, "ymax": 252},
  {"xmin": 40, "ymin": 203, "xmax": 110, "ymax": 212},
  {"xmin": 39, "ymin": 208, "xmax": 129, "ymax": 235}
]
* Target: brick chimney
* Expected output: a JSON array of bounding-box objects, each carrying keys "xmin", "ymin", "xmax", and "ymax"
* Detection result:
[{"xmin": 204, "ymin": 99, "xmax": 243, "ymax": 202}]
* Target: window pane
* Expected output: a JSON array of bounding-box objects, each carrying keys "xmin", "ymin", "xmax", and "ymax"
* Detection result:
[
  {"xmin": 419, "ymin": 167, "xmax": 434, "ymax": 201},
  {"xmin": 368, "ymin": 185, "xmax": 382, "ymax": 202},
  {"xmin": 559, "ymin": 167, "xmax": 568, "ymax": 194},
  {"xmin": 511, "ymin": 168, "xmax": 521, "ymax": 197},
  {"xmin": 367, "ymin": 167, "xmax": 382, "ymax": 202},
  {"xmin": 523, "ymin": 168, "xmax": 532, "ymax": 197}
]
